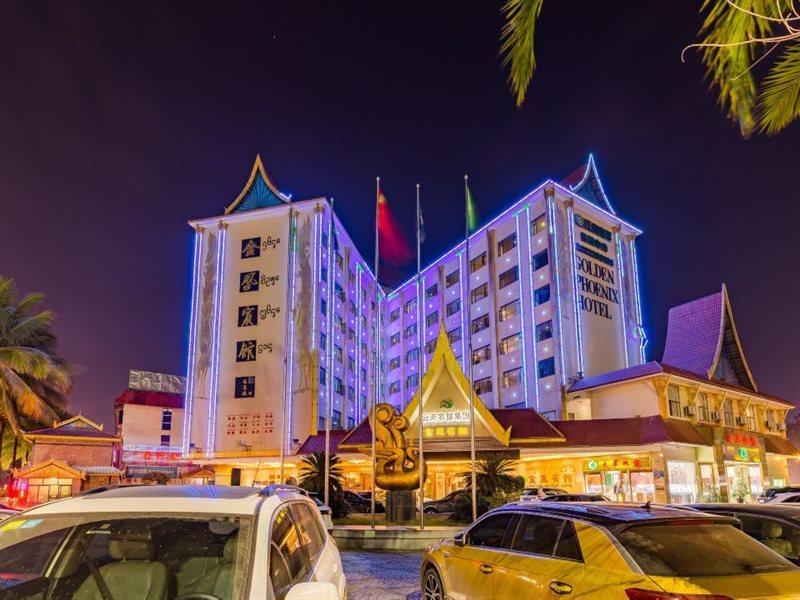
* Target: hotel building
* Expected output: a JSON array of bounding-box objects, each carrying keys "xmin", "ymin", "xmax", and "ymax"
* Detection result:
[{"xmin": 180, "ymin": 155, "xmax": 797, "ymax": 501}]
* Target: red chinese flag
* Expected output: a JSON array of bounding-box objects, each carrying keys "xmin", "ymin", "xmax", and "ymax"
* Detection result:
[{"xmin": 378, "ymin": 190, "xmax": 412, "ymax": 267}]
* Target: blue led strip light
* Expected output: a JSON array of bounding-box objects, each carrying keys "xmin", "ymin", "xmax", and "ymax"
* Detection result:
[
  {"xmin": 355, "ymin": 265, "xmax": 363, "ymax": 421},
  {"xmin": 514, "ymin": 212, "xmax": 530, "ymax": 408},
  {"xmin": 459, "ymin": 251, "xmax": 466, "ymax": 369},
  {"xmin": 524, "ymin": 207, "xmax": 541, "ymax": 411},
  {"xmin": 181, "ymin": 228, "xmax": 203, "ymax": 455},
  {"xmin": 206, "ymin": 223, "xmax": 226, "ymax": 457},
  {"xmin": 325, "ymin": 206, "xmax": 335, "ymax": 431},
  {"xmin": 566, "ymin": 205, "xmax": 585, "ymax": 376},
  {"xmin": 284, "ymin": 211, "xmax": 298, "ymax": 451},
  {"xmin": 546, "ymin": 194, "xmax": 568, "ymax": 387},
  {"xmin": 630, "ymin": 237, "xmax": 647, "ymax": 363},
  {"xmin": 614, "ymin": 231, "xmax": 630, "ymax": 368},
  {"xmin": 311, "ymin": 208, "xmax": 320, "ymax": 351},
  {"xmin": 416, "ymin": 277, "xmax": 422, "ymax": 410}
]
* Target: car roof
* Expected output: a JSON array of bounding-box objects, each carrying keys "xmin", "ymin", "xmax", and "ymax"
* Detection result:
[
  {"xmin": 19, "ymin": 484, "xmax": 310, "ymax": 517},
  {"xmin": 495, "ymin": 501, "xmax": 738, "ymax": 526},
  {"xmin": 689, "ymin": 503, "xmax": 800, "ymax": 520}
]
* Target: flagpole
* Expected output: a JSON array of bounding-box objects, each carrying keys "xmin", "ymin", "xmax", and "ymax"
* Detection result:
[
  {"xmin": 465, "ymin": 175, "xmax": 478, "ymax": 522},
  {"xmin": 324, "ymin": 198, "xmax": 335, "ymax": 508},
  {"xmin": 371, "ymin": 177, "xmax": 379, "ymax": 529},
  {"xmin": 416, "ymin": 183, "xmax": 425, "ymax": 530}
]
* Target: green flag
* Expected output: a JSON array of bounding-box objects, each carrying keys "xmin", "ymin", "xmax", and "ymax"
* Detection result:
[{"xmin": 466, "ymin": 183, "xmax": 479, "ymax": 234}]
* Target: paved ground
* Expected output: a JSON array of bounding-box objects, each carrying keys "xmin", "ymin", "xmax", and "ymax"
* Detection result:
[{"xmin": 341, "ymin": 550, "xmax": 423, "ymax": 600}]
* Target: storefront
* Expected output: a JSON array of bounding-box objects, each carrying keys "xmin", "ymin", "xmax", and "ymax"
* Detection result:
[{"xmin": 583, "ymin": 455, "xmax": 655, "ymax": 502}]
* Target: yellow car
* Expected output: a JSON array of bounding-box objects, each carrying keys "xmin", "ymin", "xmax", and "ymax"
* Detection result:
[{"xmin": 421, "ymin": 502, "xmax": 800, "ymax": 599}]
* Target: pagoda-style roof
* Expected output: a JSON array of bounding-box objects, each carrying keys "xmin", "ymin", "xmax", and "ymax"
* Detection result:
[
  {"xmin": 224, "ymin": 154, "xmax": 291, "ymax": 214},
  {"xmin": 662, "ymin": 284, "xmax": 757, "ymax": 391},
  {"xmin": 15, "ymin": 458, "xmax": 86, "ymax": 480},
  {"xmin": 561, "ymin": 154, "xmax": 616, "ymax": 215},
  {"xmin": 24, "ymin": 415, "xmax": 120, "ymax": 443}
]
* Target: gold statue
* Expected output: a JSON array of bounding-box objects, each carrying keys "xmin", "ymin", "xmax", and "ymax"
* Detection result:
[{"xmin": 372, "ymin": 402, "xmax": 427, "ymax": 491}]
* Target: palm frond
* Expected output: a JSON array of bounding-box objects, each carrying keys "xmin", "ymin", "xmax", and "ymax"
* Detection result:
[
  {"xmin": 500, "ymin": 0, "xmax": 545, "ymax": 107},
  {"xmin": 0, "ymin": 364, "xmax": 59, "ymax": 425},
  {"xmin": 0, "ymin": 387, "xmax": 21, "ymax": 437},
  {"xmin": 758, "ymin": 41, "xmax": 800, "ymax": 134},
  {"xmin": 4, "ymin": 312, "xmax": 54, "ymax": 346},
  {"xmin": 695, "ymin": 0, "xmax": 777, "ymax": 137}
]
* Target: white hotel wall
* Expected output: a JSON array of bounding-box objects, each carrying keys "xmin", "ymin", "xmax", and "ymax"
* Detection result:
[{"xmin": 122, "ymin": 404, "xmax": 184, "ymax": 449}]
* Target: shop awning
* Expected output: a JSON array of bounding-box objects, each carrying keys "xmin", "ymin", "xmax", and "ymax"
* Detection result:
[
  {"xmin": 298, "ymin": 429, "xmax": 353, "ymax": 455},
  {"xmin": 764, "ymin": 434, "xmax": 800, "ymax": 456}
]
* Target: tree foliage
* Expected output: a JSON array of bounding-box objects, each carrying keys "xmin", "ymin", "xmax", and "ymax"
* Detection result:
[{"xmin": 297, "ymin": 452, "xmax": 350, "ymax": 518}]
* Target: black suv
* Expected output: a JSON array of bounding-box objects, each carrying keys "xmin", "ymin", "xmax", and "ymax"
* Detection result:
[{"xmin": 423, "ymin": 489, "xmax": 464, "ymax": 514}]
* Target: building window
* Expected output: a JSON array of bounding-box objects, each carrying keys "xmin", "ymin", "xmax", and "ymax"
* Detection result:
[
  {"xmin": 534, "ymin": 284, "xmax": 551, "ymax": 306},
  {"xmin": 723, "ymin": 399, "xmax": 734, "ymax": 427},
  {"xmin": 319, "ymin": 367, "xmax": 326, "ymax": 385},
  {"xmin": 474, "ymin": 377, "xmax": 492, "ymax": 395},
  {"xmin": 405, "ymin": 348, "xmax": 419, "ymax": 364},
  {"xmin": 320, "ymin": 332, "xmax": 327, "ymax": 350},
  {"xmin": 321, "ymin": 266, "xmax": 328, "ymax": 283},
  {"xmin": 322, "ymin": 232, "xmax": 329, "ymax": 248},
  {"xmin": 498, "ymin": 299, "xmax": 520, "ymax": 322},
  {"xmin": 536, "ymin": 320, "xmax": 553, "ymax": 342},
  {"xmin": 425, "ymin": 311, "xmax": 439, "ymax": 328},
  {"xmin": 334, "ymin": 345, "xmax": 343, "ymax": 364},
  {"xmin": 472, "ymin": 345, "xmax": 491, "ymax": 365},
  {"xmin": 117, "ymin": 409, "xmax": 124, "ymax": 425},
  {"xmin": 425, "ymin": 339, "xmax": 436, "ymax": 354},
  {"xmin": 348, "ymin": 327, "xmax": 355, "ymax": 341},
  {"xmin": 447, "ymin": 327, "xmax": 461, "ymax": 344},
  {"xmin": 404, "ymin": 323, "xmax": 418, "ymax": 339},
  {"xmin": 765, "ymin": 409, "xmax": 776, "ymax": 431},
  {"xmin": 744, "ymin": 405, "xmax": 756, "ymax": 431},
  {"xmin": 537, "ymin": 357, "xmax": 555, "ymax": 378},
  {"xmin": 445, "ymin": 270, "xmax": 459, "ymax": 287},
  {"xmin": 347, "ymin": 416, "xmax": 355, "ymax": 429},
  {"xmin": 531, "ymin": 213, "xmax": 547, "ymax": 235},
  {"xmin": 471, "ymin": 314, "xmax": 490, "ymax": 334},
  {"xmin": 335, "ymin": 253, "xmax": 344, "ymax": 270},
  {"xmin": 406, "ymin": 374, "xmax": 419, "ymax": 389},
  {"xmin": 389, "ymin": 308, "xmax": 400, "ymax": 323},
  {"xmin": 361, "ymin": 394, "xmax": 367, "ymax": 409},
  {"xmin": 348, "ymin": 356, "xmax": 355, "ymax": 371},
  {"xmin": 161, "ymin": 410, "xmax": 172, "ymax": 431},
  {"xmin": 698, "ymin": 392, "xmax": 709, "ymax": 422},
  {"xmin": 389, "ymin": 357, "xmax": 400, "ymax": 371},
  {"xmin": 390, "ymin": 332, "xmax": 400, "ymax": 346},
  {"xmin": 333, "ymin": 377, "xmax": 344, "ymax": 395},
  {"xmin": 334, "ymin": 282, "xmax": 345, "ymax": 302},
  {"xmin": 502, "ymin": 367, "xmax": 523, "ymax": 389},
  {"xmin": 667, "ymin": 385, "xmax": 681, "ymax": 417},
  {"xmin": 404, "ymin": 298, "xmax": 417, "ymax": 314},
  {"xmin": 499, "ymin": 333, "xmax": 522, "ymax": 355},
  {"xmin": 347, "ymin": 386, "xmax": 355, "ymax": 401},
  {"xmin": 348, "ymin": 300, "xmax": 356, "ymax": 314},
  {"xmin": 470, "ymin": 252, "xmax": 487, "ymax": 272},
  {"xmin": 389, "ymin": 381, "xmax": 400, "ymax": 395},
  {"xmin": 332, "ymin": 410, "xmax": 342, "ymax": 429},
  {"xmin": 320, "ymin": 299, "xmax": 327, "ymax": 316},
  {"xmin": 446, "ymin": 299, "xmax": 460, "ymax": 317},
  {"xmin": 532, "ymin": 249, "xmax": 549, "ymax": 271},
  {"xmin": 425, "ymin": 284, "xmax": 438, "ymax": 298},
  {"xmin": 498, "ymin": 266, "xmax": 519, "ymax": 289},
  {"xmin": 160, "ymin": 434, "xmax": 171, "ymax": 447},
  {"xmin": 470, "ymin": 283, "xmax": 488, "ymax": 304},
  {"xmin": 497, "ymin": 232, "xmax": 517, "ymax": 256}
]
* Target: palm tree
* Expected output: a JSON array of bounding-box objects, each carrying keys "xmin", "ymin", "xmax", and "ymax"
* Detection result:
[
  {"xmin": 499, "ymin": 1, "xmax": 800, "ymax": 136},
  {"xmin": 297, "ymin": 452, "xmax": 344, "ymax": 497},
  {"xmin": 460, "ymin": 456, "xmax": 524, "ymax": 498},
  {"xmin": 0, "ymin": 277, "xmax": 71, "ymax": 469}
]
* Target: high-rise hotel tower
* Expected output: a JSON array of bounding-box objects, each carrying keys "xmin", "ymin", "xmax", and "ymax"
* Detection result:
[{"xmin": 182, "ymin": 155, "xmax": 646, "ymax": 460}]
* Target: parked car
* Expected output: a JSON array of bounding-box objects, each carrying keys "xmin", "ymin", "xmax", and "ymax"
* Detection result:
[
  {"xmin": 271, "ymin": 484, "xmax": 334, "ymax": 532},
  {"xmin": 423, "ymin": 489, "xmax": 464, "ymax": 514},
  {"xmin": 343, "ymin": 489, "xmax": 385, "ymax": 513},
  {"xmin": 421, "ymin": 501, "xmax": 800, "ymax": 599},
  {"xmin": 689, "ymin": 503, "xmax": 800, "ymax": 565},
  {"xmin": 540, "ymin": 493, "xmax": 611, "ymax": 502},
  {"xmin": 0, "ymin": 508, "xmax": 17, "ymax": 522},
  {"xmin": 519, "ymin": 487, "xmax": 568, "ymax": 501},
  {"xmin": 766, "ymin": 491, "xmax": 800, "ymax": 504},
  {"xmin": 759, "ymin": 486, "xmax": 800, "ymax": 503},
  {"xmin": 0, "ymin": 484, "xmax": 346, "ymax": 599}
]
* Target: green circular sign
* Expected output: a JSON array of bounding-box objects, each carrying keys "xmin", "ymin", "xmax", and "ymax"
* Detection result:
[
  {"xmin": 588, "ymin": 460, "xmax": 598, "ymax": 471},
  {"xmin": 738, "ymin": 447, "xmax": 749, "ymax": 460}
]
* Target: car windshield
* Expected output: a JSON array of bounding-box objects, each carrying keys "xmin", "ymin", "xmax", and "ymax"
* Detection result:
[
  {"xmin": 615, "ymin": 522, "xmax": 795, "ymax": 577},
  {"xmin": 0, "ymin": 512, "xmax": 252, "ymax": 598}
]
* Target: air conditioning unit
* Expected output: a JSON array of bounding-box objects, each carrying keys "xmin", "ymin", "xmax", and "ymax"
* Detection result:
[
  {"xmin": 736, "ymin": 416, "xmax": 747, "ymax": 426},
  {"xmin": 683, "ymin": 405, "xmax": 695, "ymax": 417},
  {"xmin": 777, "ymin": 423, "xmax": 786, "ymax": 432},
  {"xmin": 710, "ymin": 411, "xmax": 721, "ymax": 422},
  {"xmin": 764, "ymin": 420, "xmax": 774, "ymax": 431}
]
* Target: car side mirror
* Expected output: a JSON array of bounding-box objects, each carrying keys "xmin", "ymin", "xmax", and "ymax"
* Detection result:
[
  {"xmin": 285, "ymin": 581, "xmax": 339, "ymax": 600},
  {"xmin": 454, "ymin": 532, "xmax": 465, "ymax": 547}
]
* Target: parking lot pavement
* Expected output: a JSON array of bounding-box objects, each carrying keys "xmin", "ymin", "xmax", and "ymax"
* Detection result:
[{"xmin": 341, "ymin": 550, "xmax": 423, "ymax": 600}]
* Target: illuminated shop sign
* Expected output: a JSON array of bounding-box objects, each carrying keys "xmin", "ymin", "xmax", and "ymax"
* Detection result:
[
  {"xmin": 583, "ymin": 455, "xmax": 652, "ymax": 472},
  {"xmin": 421, "ymin": 410, "xmax": 471, "ymax": 426}
]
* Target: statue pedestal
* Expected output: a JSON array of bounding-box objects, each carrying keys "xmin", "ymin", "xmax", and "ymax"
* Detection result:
[{"xmin": 386, "ymin": 490, "xmax": 416, "ymax": 523}]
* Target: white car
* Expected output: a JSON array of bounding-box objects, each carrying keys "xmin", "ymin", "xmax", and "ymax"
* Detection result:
[
  {"xmin": 0, "ymin": 484, "xmax": 346, "ymax": 599},
  {"xmin": 766, "ymin": 491, "xmax": 800, "ymax": 504}
]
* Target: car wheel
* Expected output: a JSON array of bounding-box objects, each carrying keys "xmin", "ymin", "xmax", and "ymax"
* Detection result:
[
  {"xmin": 423, "ymin": 507, "xmax": 437, "ymax": 514},
  {"xmin": 423, "ymin": 566, "xmax": 444, "ymax": 600}
]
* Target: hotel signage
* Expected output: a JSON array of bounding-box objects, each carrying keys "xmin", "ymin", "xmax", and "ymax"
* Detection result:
[
  {"xmin": 583, "ymin": 455, "xmax": 652, "ymax": 472},
  {"xmin": 422, "ymin": 410, "xmax": 471, "ymax": 426}
]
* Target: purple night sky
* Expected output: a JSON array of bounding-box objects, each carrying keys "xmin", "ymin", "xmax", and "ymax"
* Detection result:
[{"xmin": 1, "ymin": 2, "xmax": 798, "ymax": 427}]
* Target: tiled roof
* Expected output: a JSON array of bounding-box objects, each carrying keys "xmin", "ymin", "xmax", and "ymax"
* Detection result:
[
  {"xmin": 662, "ymin": 291, "xmax": 723, "ymax": 378},
  {"xmin": 544, "ymin": 416, "xmax": 710, "ymax": 448},
  {"xmin": 296, "ymin": 429, "xmax": 352, "ymax": 455},
  {"xmin": 75, "ymin": 466, "xmax": 124, "ymax": 475},
  {"xmin": 492, "ymin": 409, "xmax": 564, "ymax": 440},
  {"xmin": 115, "ymin": 389, "xmax": 184, "ymax": 409},
  {"xmin": 26, "ymin": 425, "xmax": 119, "ymax": 441},
  {"xmin": 764, "ymin": 434, "xmax": 800, "ymax": 456}
]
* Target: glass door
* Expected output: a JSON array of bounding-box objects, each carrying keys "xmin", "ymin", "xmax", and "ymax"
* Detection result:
[{"xmin": 667, "ymin": 461, "xmax": 698, "ymax": 504}]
